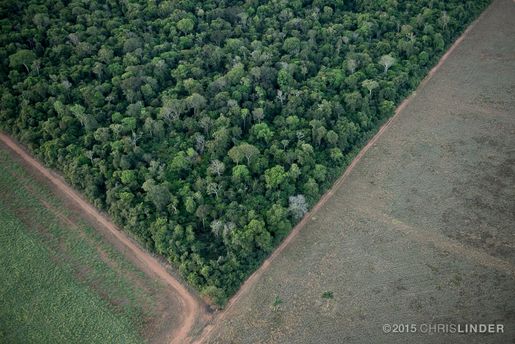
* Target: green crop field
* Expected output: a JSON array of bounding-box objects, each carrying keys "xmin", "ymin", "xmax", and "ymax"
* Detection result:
[{"xmin": 0, "ymin": 146, "xmax": 179, "ymax": 344}]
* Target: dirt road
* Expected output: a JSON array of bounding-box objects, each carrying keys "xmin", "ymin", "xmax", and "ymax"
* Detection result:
[
  {"xmin": 0, "ymin": 133, "xmax": 202, "ymax": 344},
  {"xmin": 191, "ymin": 3, "xmax": 493, "ymax": 343}
]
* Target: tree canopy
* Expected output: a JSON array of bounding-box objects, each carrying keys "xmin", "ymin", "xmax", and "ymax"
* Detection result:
[{"xmin": 0, "ymin": 0, "xmax": 490, "ymax": 305}]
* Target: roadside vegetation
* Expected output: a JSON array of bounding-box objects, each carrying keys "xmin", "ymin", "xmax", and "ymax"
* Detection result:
[
  {"xmin": 0, "ymin": 147, "xmax": 174, "ymax": 344},
  {"xmin": 0, "ymin": 0, "xmax": 490, "ymax": 304}
]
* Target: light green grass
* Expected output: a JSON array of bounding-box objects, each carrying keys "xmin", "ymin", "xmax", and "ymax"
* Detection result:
[{"xmin": 0, "ymin": 148, "xmax": 162, "ymax": 344}]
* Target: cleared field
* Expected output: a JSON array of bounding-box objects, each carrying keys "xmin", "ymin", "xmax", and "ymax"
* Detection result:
[
  {"xmin": 203, "ymin": 0, "xmax": 515, "ymax": 343},
  {"xmin": 0, "ymin": 145, "xmax": 182, "ymax": 343}
]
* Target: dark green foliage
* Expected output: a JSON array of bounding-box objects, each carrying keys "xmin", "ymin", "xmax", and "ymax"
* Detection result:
[
  {"xmin": 271, "ymin": 295, "xmax": 283, "ymax": 312},
  {"xmin": 0, "ymin": 0, "xmax": 490, "ymax": 305},
  {"xmin": 322, "ymin": 291, "xmax": 334, "ymax": 299}
]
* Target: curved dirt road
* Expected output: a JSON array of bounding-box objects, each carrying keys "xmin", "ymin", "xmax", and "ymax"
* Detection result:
[{"xmin": 0, "ymin": 133, "xmax": 201, "ymax": 344}]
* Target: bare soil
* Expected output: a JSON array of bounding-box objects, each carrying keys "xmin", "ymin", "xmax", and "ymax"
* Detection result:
[{"xmin": 197, "ymin": 0, "xmax": 515, "ymax": 343}]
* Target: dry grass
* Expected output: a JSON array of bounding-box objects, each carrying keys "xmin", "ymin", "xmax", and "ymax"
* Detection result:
[{"xmin": 203, "ymin": 1, "xmax": 515, "ymax": 343}]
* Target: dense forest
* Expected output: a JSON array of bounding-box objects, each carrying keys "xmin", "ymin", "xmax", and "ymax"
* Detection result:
[{"xmin": 0, "ymin": 0, "xmax": 490, "ymax": 305}]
